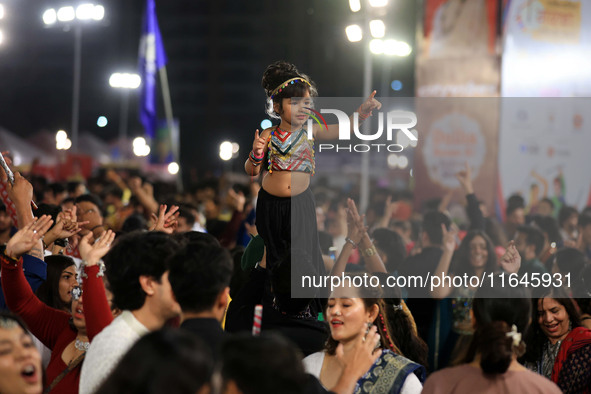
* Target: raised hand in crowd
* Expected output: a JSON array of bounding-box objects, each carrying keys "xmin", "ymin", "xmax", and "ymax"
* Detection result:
[
  {"xmin": 438, "ymin": 189, "xmax": 454, "ymax": 214},
  {"xmin": 499, "ymin": 240, "xmax": 521, "ymax": 274},
  {"xmin": 79, "ymin": 229, "xmax": 115, "ymax": 266},
  {"xmin": 378, "ymin": 195, "xmax": 400, "ymax": 229},
  {"xmin": 4, "ymin": 215, "xmax": 53, "ymax": 260},
  {"xmin": 455, "ymin": 161, "xmax": 474, "ymax": 195},
  {"xmin": 128, "ymin": 176, "xmax": 159, "ymax": 214},
  {"xmin": 346, "ymin": 198, "xmax": 367, "ymax": 246},
  {"xmin": 5, "ymin": 172, "xmax": 35, "ymax": 226},
  {"xmin": 442, "ymin": 223, "xmax": 458, "ymax": 255},
  {"xmin": 149, "ymin": 204, "xmax": 179, "ymax": 234},
  {"xmin": 226, "ymin": 188, "xmax": 246, "ymax": 213},
  {"xmin": 43, "ymin": 206, "xmax": 89, "ymax": 251}
]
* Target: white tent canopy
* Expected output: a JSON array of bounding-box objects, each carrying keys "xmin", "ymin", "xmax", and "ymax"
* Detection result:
[{"xmin": 0, "ymin": 127, "xmax": 57, "ymax": 166}]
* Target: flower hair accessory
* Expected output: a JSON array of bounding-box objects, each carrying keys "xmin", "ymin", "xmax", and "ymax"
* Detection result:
[
  {"xmin": 269, "ymin": 78, "xmax": 311, "ymax": 99},
  {"xmin": 506, "ymin": 324, "xmax": 522, "ymax": 347}
]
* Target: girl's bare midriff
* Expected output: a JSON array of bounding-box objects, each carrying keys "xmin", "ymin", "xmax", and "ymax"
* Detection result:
[{"xmin": 262, "ymin": 170, "xmax": 310, "ymax": 197}]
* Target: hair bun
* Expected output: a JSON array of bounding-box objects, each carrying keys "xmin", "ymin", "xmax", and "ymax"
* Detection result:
[{"xmin": 262, "ymin": 61, "xmax": 301, "ymax": 93}]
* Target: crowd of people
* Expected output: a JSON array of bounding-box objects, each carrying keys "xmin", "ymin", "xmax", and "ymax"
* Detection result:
[{"xmin": 0, "ymin": 61, "xmax": 591, "ymax": 394}]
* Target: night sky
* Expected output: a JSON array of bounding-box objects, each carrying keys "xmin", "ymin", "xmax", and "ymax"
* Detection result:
[{"xmin": 0, "ymin": 0, "xmax": 415, "ymax": 182}]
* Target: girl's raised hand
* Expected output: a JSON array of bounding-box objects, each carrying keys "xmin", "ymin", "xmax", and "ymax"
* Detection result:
[
  {"xmin": 359, "ymin": 90, "xmax": 382, "ymax": 116},
  {"xmin": 252, "ymin": 129, "xmax": 266, "ymax": 157}
]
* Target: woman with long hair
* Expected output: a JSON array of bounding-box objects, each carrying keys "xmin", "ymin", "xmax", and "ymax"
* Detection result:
[
  {"xmin": 522, "ymin": 286, "xmax": 591, "ymax": 393},
  {"xmin": 303, "ymin": 272, "xmax": 425, "ymax": 393},
  {"xmin": 2, "ymin": 217, "xmax": 116, "ymax": 393},
  {"xmin": 35, "ymin": 255, "xmax": 78, "ymax": 313},
  {"xmin": 423, "ymin": 280, "xmax": 561, "ymax": 393}
]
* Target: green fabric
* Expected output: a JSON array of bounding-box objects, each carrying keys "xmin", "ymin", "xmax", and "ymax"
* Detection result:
[{"xmin": 241, "ymin": 234, "xmax": 265, "ymax": 271}]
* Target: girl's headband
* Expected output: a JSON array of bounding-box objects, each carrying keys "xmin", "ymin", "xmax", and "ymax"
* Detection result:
[{"xmin": 269, "ymin": 77, "xmax": 311, "ymax": 99}]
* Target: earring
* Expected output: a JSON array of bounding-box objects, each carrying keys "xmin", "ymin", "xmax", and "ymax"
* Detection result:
[{"xmin": 365, "ymin": 322, "xmax": 372, "ymax": 334}]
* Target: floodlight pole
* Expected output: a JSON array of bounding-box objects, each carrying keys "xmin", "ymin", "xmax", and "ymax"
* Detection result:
[
  {"xmin": 71, "ymin": 24, "xmax": 82, "ymax": 153},
  {"xmin": 360, "ymin": 10, "xmax": 372, "ymax": 214}
]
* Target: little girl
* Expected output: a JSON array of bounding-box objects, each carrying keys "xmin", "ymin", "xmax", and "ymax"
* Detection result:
[{"xmin": 245, "ymin": 61, "xmax": 380, "ymax": 289}]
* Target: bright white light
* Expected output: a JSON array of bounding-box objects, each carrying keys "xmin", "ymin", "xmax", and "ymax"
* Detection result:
[
  {"xmin": 369, "ymin": 0, "xmax": 388, "ymax": 7},
  {"xmin": 76, "ymin": 3, "xmax": 94, "ymax": 20},
  {"xmin": 387, "ymin": 153, "xmax": 398, "ymax": 169},
  {"xmin": 56, "ymin": 137, "xmax": 72, "ymax": 150},
  {"xmin": 231, "ymin": 142, "xmax": 240, "ymax": 154},
  {"xmin": 133, "ymin": 136, "xmax": 147, "ymax": 149},
  {"xmin": 168, "ymin": 162, "xmax": 179, "ymax": 175},
  {"xmin": 219, "ymin": 141, "xmax": 233, "ymax": 161},
  {"xmin": 92, "ymin": 5, "xmax": 104, "ymax": 21},
  {"xmin": 56, "ymin": 130, "xmax": 68, "ymax": 142},
  {"xmin": 397, "ymin": 41, "xmax": 412, "ymax": 57},
  {"xmin": 345, "ymin": 25, "xmax": 363, "ymax": 43},
  {"xmin": 383, "ymin": 40, "xmax": 412, "ymax": 56},
  {"xmin": 0, "ymin": 4, "xmax": 5, "ymax": 20},
  {"xmin": 369, "ymin": 39, "xmax": 384, "ymax": 54},
  {"xmin": 349, "ymin": 0, "xmax": 361, "ymax": 12},
  {"xmin": 57, "ymin": 6, "xmax": 75, "ymax": 22},
  {"xmin": 97, "ymin": 116, "xmax": 108, "ymax": 127},
  {"xmin": 43, "ymin": 9, "xmax": 57, "ymax": 25},
  {"xmin": 369, "ymin": 20, "xmax": 385, "ymax": 38},
  {"xmin": 260, "ymin": 119, "xmax": 272, "ymax": 129},
  {"xmin": 133, "ymin": 139, "xmax": 150, "ymax": 157},
  {"xmin": 109, "ymin": 73, "xmax": 141, "ymax": 89},
  {"xmin": 398, "ymin": 155, "xmax": 408, "ymax": 169}
]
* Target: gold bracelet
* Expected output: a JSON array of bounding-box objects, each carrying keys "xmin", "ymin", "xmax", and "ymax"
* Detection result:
[{"xmin": 361, "ymin": 246, "xmax": 377, "ymax": 257}]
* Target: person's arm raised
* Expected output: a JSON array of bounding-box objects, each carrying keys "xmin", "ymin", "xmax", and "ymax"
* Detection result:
[
  {"xmin": 314, "ymin": 91, "xmax": 382, "ymax": 141},
  {"xmin": 431, "ymin": 224, "xmax": 457, "ymax": 299},
  {"xmin": 245, "ymin": 129, "xmax": 269, "ymax": 176}
]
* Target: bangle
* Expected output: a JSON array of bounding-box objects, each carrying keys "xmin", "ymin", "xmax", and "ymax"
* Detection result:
[
  {"xmin": 249, "ymin": 151, "xmax": 263, "ymax": 167},
  {"xmin": 1, "ymin": 251, "xmax": 19, "ymax": 267},
  {"xmin": 345, "ymin": 237, "xmax": 357, "ymax": 249},
  {"xmin": 80, "ymin": 260, "xmax": 106, "ymax": 278},
  {"xmin": 251, "ymin": 150, "xmax": 264, "ymax": 160},
  {"xmin": 361, "ymin": 246, "xmax": 377, "ymax": 257}
]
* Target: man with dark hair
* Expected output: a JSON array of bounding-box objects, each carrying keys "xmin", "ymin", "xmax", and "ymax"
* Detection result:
[
  {"xmin": 515, "ymin": 225, "xmax": 548, "ymax": 277},
  {"xmin": 220, "ymin": 332, "xmax": 382, "ymax": 394},
  {"xmin": 538, "ymin": 197, "xmax": 555, "ymax": 217},
  {"xmin": 174, "ymin": 205, "xmax": 196, "ymax": 233},
  {"xmin": 43, "ymin": 182, "xmax": 67, "ymax": 205},
  {"xmin": 169, "ymin": 243, "xmax": 232, "ymax": 356},
  {"xmin": 75, "ymin": 194, "xmax": 105, "ymax": 240},
  {"xmin": 578, "ymin": 212, "xmax": 591, "ymax": 260},
  {"xmin": 79, "ymin": 231, "xmax": 181, "ymax": 394}
]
